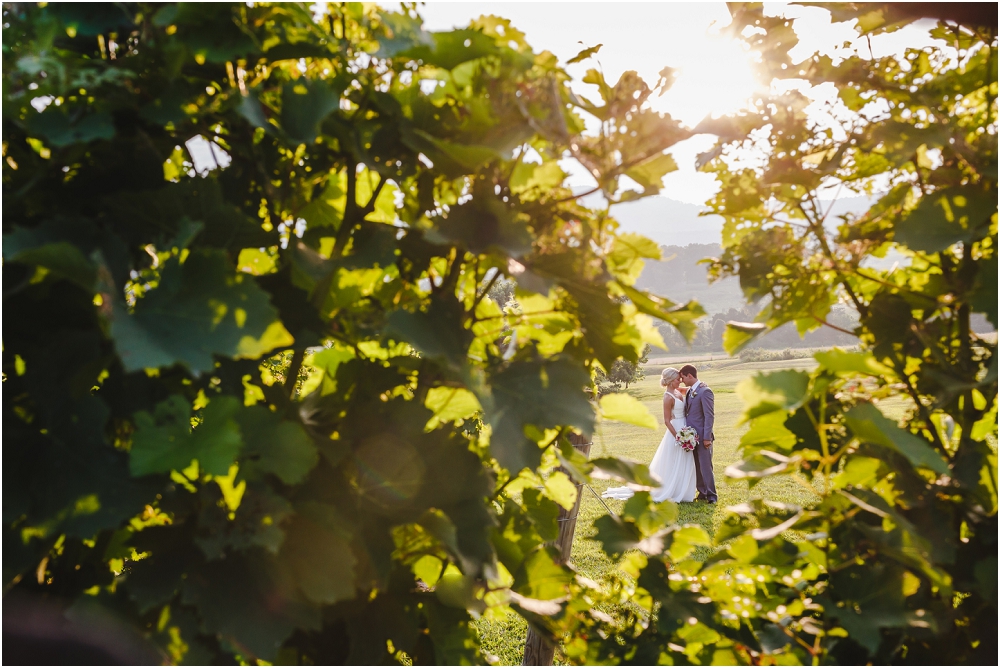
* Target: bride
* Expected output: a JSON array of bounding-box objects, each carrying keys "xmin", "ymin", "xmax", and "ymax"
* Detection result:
[{"xmin": 603, "ymin": 367, "xmax": 697, "ymax": 503}]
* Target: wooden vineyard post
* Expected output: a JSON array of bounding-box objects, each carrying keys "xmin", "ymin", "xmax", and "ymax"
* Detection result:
[
  {"xmin": 553, "ymin": 432, "xmax": 593, "ymax": 567},
  {"xmin": 522, "ymin": 432, "xmax": 593, "ymax": 666}
]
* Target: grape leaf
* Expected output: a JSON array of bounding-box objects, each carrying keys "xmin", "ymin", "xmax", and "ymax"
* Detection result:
[
  {"xmin": 599, "ymin": 393, "xmax": 657, "ymax": 429},
  {"xmin": 281, "ymin": 78, "xmax": 345, "ymax": 145},
  {"xmin": 127, "ymin": 526, "xmax": 202, "ymax": 613},
  {"xmin": 109, "ymin": 250, "xmax": 293, "ymax": 374},
  {"xmin": 3, "ymin": 217, "xmax": 107, "ymax": 290},
  {"xmin": 385, "ymin": 294, "xmax": 472, "ymax": 372},
  {"xmin": 618, "ymin": 283, "xmax": 704, "ymax": 342},
  {"xmin": 281, "ymin": 502, "xmax": 357, "ymax": 605},
  {"xmin": 430, "ymin": 198, "xmax": 533, "ymax": 257},
  {"xmin": 396, "ymin": 28, "xmax": 505, "ymax": 71},
  {"xmin": 543, "ymin": 471, "xmax": 578, "ymax": 511},
  {"xmin": 486, "ymin": 357, "xmax": 594, "ymax": 474},
  {"xmin": 624, "ymin": 152, "xmax": 678, "ymax": 196},
  {"xmin": 235, "ymin": 406, "xmax": 318, "ymax": 485},
  {"xmin": 567, "ymin": 43, "xmax": 602, "ymax": 64},
  {"xmin": 5, "ymin": 395, "xmax": 154, "ymax": 545},
  {"xmin": 512, "ymin": 547, "xmax": 572, "ymax": 600},
  {"xmin": 736, "ymin": 370, "xmax": 811, "ymax": 422},
  {"xmin": 593, "ymin": 514, "xmax": 645, "ymax": 557},
  {"xmin": 195, "ymin": 482, "xmax": 293, "ymax": 559},
  {"xmin": 424, "ymin": 386, "xmax": 482, "ymax": 430},
  {"xmin": 182, "ymin": 551, "xmax": 320, "ymax": 662},
  {"xmin": 669, "ymin": 525, "xmax": 711, "ymax": 561},
  {"xmin": 28, "ymin": 109, "xmax": 115, "ymax": 147},
  {"xmin": 590, "ymin": 456, "xmax": 660, "ymax": 487},
  {"xmin": 895, "ymin": 186, "xmax": 995, "ymax": 252},
  {"xmin": 971, "ymin": 256, "xmax": 998, "ymax": 328},
  {"xmin": 5, "ymin": 242, "xmax": 97, "ymax": 290},
  {"xmin": 49, "ymin": 2, "xmax": 134, "ymax": 36},
  {"xmin": 814, "ymin": 349, "xmax": 891, "ymax": 377},
  {"xmin": 740, "ymin": 411, "xmax": 798, "ymax": 452},
  {"xmin": 130, "ymin": 395, "xmax": 242, "ymax": 477},
  {"xmin": 299, "ymin": 170, "xmax": 347, "ymax": 229},
  {"xmin": 723, "ymin": 321, "xmax": 767, "ymax": 354},
  {"xmin": 606, "ymin": 232, "xmax": 661, "ymax": 285},
  {"xmin": 845, "ymin": 404, "xmax": 949, "ymax": 474}
]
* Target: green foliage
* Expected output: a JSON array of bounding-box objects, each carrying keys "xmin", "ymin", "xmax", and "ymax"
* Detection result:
[
  {"xmin": 598, "ymin": 392, "xmax": 658, "ymax": 430},
  {"xmin": 130, "ymin": 395, "xmax": 242, "ymax": 477},
  {"xmin": 4, "ymin": 2, "xmax": 995, "ymax": 665},
  {"xmin": 1, "ymin": 3, "xmax": 697, "ymax": 663},
  {"xmin": 110, "ymin": 249, "xmax": 295, "ymax": 374},
  {"xmin": 680, "ymin": 5, "xmax": 997, "ymax": 664}
]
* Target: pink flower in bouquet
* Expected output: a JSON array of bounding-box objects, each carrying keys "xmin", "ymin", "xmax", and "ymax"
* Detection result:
[{"xmin": 676, "ymin": 426, "xmax": 699, "ymax": 452}]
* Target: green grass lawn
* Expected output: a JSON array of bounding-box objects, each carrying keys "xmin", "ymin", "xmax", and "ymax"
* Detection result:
[{"xmin": 475, "ymin": 358, "xmax": 824, "ymax": 664}]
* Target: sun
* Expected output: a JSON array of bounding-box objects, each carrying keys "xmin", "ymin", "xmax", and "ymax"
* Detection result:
[{"xmin": 655, "ymin": 34, "xmax": 760, "ymax": 128}]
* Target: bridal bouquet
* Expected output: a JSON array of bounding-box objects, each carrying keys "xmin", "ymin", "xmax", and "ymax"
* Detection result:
[{"xmin": 676, "ymin": 426, "xmax": 699, "ymax": 452}]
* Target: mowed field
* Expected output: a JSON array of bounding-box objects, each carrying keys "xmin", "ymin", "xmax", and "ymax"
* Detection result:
[{"xmin": 475, "ymin": 357, "xmax": 838, "ymax": 664}]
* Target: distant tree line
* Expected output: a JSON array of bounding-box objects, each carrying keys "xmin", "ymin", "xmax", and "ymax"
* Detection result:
[{"xmin": 738, "ymin": 347, "xmax": 814, "ymax": 363}]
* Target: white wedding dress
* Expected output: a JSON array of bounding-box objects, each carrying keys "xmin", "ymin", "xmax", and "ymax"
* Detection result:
[{"xmin": 603, "ymin": 392, "xmax": 697, "ymax": 503}]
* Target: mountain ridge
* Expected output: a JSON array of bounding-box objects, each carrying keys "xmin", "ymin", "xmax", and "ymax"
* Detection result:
[{"xmin": 608, "ymin": 194, "xmax": 876, "ymax": 248}]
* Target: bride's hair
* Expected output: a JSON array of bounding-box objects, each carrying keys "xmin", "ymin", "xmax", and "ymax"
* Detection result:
[{"xmin": 660, "ymin": 367, "xmax": 680, "ymax": 387}]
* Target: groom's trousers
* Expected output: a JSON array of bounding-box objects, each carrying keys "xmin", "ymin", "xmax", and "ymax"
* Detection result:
[{"xmin": 693, "ymin": 443, "xmax": 717, "ymax": 502}]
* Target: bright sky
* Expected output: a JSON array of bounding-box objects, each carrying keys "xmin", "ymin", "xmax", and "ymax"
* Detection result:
[
  {"xmin": 183, "ymin": 3, "xmax": 938, "ymax": 207},
  {"xmin": 414, "ymin": 2, "xmax": 939, "ymax": 204}
]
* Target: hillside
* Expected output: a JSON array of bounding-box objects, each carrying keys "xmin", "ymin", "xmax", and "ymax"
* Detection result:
[
  {"xmin": 611, "ymin": 197, "xmax": 724, "ymax": 247},
  {"xmin": 610, "ymin": 194, "xmax": 875, "ymax": 248},
  {"xmin": 607, "ymin": 196, "xmax": 741, "ymax": 313},
  {"xmin": 614, "ymin": 195, "xmax": 876, "ymax": 313},
  {"xmin": 636, "ymin": 243, "xmax": 743, "ymax": 314},
  {"xmin": 613, "ymin": 195, "xmax": 993, "ymax": 352},
  {"xmin": 619, "ymin": 194, "xmax": 901, "ymax": 313}
]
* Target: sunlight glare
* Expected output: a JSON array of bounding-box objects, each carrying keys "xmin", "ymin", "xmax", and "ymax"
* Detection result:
[{"xmin": 657, "ymin": 34, "xmax": 759, "ymax": 127}]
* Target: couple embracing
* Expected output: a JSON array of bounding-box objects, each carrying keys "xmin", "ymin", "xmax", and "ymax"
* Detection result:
[{"xmin": 604, "ymin": 365, "xmax": 717, "ymax": 504}]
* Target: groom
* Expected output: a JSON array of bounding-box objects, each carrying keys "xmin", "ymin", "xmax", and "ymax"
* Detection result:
[{"xmin": 680, "ymin": 365, "xmax": 717, "ymax": 504}]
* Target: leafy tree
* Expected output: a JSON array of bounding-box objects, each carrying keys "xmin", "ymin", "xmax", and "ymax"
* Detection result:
[
  {"xmin": 2, "ymin": 2, "xmax": 701, "ymax": 663},
  {"xmin": 593, "ymin": 365, "xmax": 620, "ymax": 396},
  {"xmin": 487, "ymin": 274, "xmax": 516, "ymax": 309},
  {"xmin": 595, "ymin": 344, "xmax": 650, "ymax": 395},
  {"xmin": 611, "ymin": 343, "xmax": 650, "ymax": 389}
]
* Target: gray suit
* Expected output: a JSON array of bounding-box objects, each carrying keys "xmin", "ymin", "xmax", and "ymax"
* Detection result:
[{"xmin": 684, "ymin": 381, "xmax": 717, "ymax": 502}]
